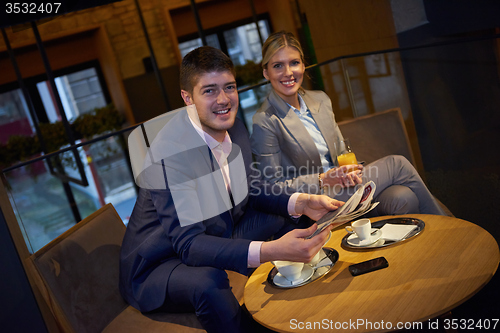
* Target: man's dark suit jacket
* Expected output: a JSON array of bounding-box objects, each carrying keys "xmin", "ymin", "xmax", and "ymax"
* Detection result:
[{"xmin": 119, "ymin": 109, "xmax": 292, "ymax": 312}]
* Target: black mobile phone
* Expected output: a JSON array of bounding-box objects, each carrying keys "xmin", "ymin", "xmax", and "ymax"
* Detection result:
[{"xmin": 349, "ymin": 257, "xmax": 388, "ymax": 276}]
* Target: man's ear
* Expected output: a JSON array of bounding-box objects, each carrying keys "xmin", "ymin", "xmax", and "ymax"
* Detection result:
[
  {"xmin": 263, "ymin": 69, "xmax": 269, "ymax": 81},
  {"xmin": 181, "ymin": 90, "xmax": 193, "ymax": 105}
]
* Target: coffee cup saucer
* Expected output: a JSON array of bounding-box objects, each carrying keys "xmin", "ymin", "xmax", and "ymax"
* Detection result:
[
  {"xmin": 273, "ymin": 265, "xmax": 314, "ymax": 287},
  {"xmin": 347, "ymin": 228, "xmax": 382, "ymax": 247}
]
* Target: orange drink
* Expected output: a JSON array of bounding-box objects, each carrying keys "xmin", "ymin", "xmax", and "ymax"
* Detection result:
[
  {"xmin": 335, "ymin": 138, "xmax": 358, "ymax": 171},
  {"xmin": 337, "ymin": 152, "xmax": 357, "ymax": 166}
]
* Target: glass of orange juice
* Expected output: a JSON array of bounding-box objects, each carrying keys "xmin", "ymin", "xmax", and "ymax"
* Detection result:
[{"xmin": 335, "ymin": 138, "xmax": 357, "ymax": 168}]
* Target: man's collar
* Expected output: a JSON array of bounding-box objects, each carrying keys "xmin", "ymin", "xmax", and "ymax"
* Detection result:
[{"xmin": 187, "ymin": 109, "xmax": 232, "ymax": 152}]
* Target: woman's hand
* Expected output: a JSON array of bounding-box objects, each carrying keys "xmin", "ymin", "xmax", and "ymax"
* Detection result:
[{"xmin": 321, "ymin": 164, "xmax": 363, "ymax": 188}]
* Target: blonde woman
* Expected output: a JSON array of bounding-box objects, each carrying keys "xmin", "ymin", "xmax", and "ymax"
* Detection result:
[{"xmin": 250, "ymin": 31, "xmax": 445, "ymax": 215}]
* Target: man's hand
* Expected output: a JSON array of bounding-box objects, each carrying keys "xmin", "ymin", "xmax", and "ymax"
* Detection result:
[
  {"xmin": 260, "ymin": 223, "xmax": 334, "ymax": 263},
  {"xmin": 322, "ymin": 165, "xmax": 363, "ymax": 188},
  {"xmin": 294, "ymin": 194, "xmax": 344, "ymax": 221}
]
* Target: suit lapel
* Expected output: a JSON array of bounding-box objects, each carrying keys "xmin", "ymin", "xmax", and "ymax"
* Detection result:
[
  {"xmin": 178, "ymin": 111, "xmax": 233, "ymax": 217},
  {"xmin": 268, "ymin": 90, "xmax": 322, "ymax": 167},
  {"xmin": 301, "ymin": 91, "xmax": 337, "ymax": 156},
  {"xmin": 176, "ymin": 111, "xmax": 214, "ymax": 172},
  {"xmin": 207, "ymin": 146, "xmax": 233, "ymax": 206}
]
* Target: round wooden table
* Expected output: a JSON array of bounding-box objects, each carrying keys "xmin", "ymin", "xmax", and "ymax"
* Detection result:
[{"xmin": 244, "ymin": 215, "xmax": 500, "ymax": 332}]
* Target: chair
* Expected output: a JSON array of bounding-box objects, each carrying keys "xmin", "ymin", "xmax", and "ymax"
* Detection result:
[
  {"xmin": 338, "ymin": 108, "xmax": 453, "ymax": 216},
  {"xmin": 26, "ymin": 203, "xmax": 247, "ymax": 333},
  {"xmin": 337, "ymin": 108, "xmax": 416, "ymax": 166}
]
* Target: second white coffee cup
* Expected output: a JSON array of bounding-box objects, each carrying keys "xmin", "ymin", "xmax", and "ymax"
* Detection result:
[
  {"xmin": 345, "ymin": 218, "xmax": 371, "ymax": 241},
  {"xmin": 273, "ymin": 261, "xmax": 304, "ymax": 281}
]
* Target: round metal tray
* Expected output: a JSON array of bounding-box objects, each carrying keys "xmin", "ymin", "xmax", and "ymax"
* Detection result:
[
  {"xmin": 341, "ymin": 217, "xmax": 425, "ymax": 249},
  {"xmin": 267, "ymin": 247, "xmax": 339, "ymax": 288}
]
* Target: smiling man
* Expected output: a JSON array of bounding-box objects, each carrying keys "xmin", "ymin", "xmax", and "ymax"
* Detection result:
[
  {"xmin": 180, "ymin": 70, "xmax": 237, "ymax": 141},
  {"xmin": 119, "ymin": 46, "xmax": 342, "ymax": 333}
]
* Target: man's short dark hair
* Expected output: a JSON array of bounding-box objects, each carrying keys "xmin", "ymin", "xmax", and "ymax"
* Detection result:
[{"xmin": 180, "ymin": 46, "xmax": 236, "ymax": 94}]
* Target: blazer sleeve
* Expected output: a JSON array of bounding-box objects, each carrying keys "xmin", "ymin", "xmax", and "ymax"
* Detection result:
[
  {"xmin": 251, "ymin": 110, "xmax": 322, "ymax": 194},
  {"xmin": 149, "ymin": 188, "xmax": 252, "ymax": 275},
  {"xmin": 148, "ymin": 122, "xmax": 293, "ymax": 275}
]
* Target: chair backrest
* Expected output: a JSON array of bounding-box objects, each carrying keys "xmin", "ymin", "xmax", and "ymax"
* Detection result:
[
  {"xmin": 127, "ymin": 107, "xmax": 184, "ymax": 187},
  {"xmin": 338, "ymin": 108, "xmax": 416, "ymax": 166},
  {"xmin": 26, "ymin": 204, "xmax": 127, "ymax": 333}
]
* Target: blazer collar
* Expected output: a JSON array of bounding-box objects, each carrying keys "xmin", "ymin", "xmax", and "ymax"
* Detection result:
[
  {"xmin": 299, "ymin": 90, "xmax": 322, "ymax": 114},
  {"xmin": 164, "ymin": 109, "xmax": 215, "ymax": 174},
  {"xmin": 267, "ymin": 89, "xmax": 291, "ymax": 118},
  {"xmin": 301, "ymin": 91, "xmax": 337, "ymax": 156},
  {"xmin": 266, "ymin": 90, "xmax": 323, "ymax": 167},
  {"xmin": 178, "ymin": 110, "xmax": 234, "ymax": 215},
  {"xmin": 267, "ymin": 89, "xmax": 323, "ymax": 115}
]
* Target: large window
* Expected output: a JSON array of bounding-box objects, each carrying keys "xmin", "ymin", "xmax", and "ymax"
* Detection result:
[
  {"xmin": 178, "ymin": 19, "xmax": 270, "ymax": 65},
  {"xmin": 37, "ymin": 67, "xmax": 108, "ymax": 123},
  {"xmin": 1, "ymin": 62, "xmax": 136, "ymax": 252},
  {"xmin": 0, "ymin": 89, "xmax": 33, "ymax": 144}
]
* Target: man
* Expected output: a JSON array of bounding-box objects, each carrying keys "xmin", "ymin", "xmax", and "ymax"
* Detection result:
[{"xmin": 119, "ymin": 46, "xmax": 342, "ymax": 333}]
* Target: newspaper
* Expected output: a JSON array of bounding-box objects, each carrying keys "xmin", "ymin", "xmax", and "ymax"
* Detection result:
[{"xmin": 307, "ymin": 181, "xmax": 379, "ymax": 239}]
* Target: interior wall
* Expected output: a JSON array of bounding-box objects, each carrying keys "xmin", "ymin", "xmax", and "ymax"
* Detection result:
[
  {"xmin": 123, "ymin": 65, "xmax": 185, "ymax": 123},
  {"xmin": 265, "ymin": 0, "xmax": 299, "ymax": 36},
  {"xmin": 95, "ymin": 27, "xmax": 136, "ymax": 125},
  {"xmin": 167, "ymin": 0, "xmax": 299, "ymax": 39},
  {"xmin": 397, "ymin": 3, "xmax": 500, "ymax": 174},
  {"xmin": 169, "ymin": 0, "xmax": 269, "ymax": 38},
  {"xmin": 391, "ymin": 1, "xmax": 500, "ymax": 255},
  {"xmin": 298, "ymin": 0, "xmax": 398, "ymax": 64},
  {"xmin": 0, "ymin": 28, "xmax": 98, "ymax": 83},
  {"xmin": 0, "ymin": 0, "xmax": 178, "ymax": 80},
  {"xmin": 297, "ymin": 0, "xmax": 405, "ymax": 120},
  {"xmin": 296, "ymin": 0, "xmax": 424, "ymax": 174}
]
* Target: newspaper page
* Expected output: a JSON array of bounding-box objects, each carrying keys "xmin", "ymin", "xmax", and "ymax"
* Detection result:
[{"xmin": 307, "ymin": 181, "xmax": 378, "ymax": 239}]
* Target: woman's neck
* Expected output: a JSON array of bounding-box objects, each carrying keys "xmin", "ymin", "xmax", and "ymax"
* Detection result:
[{"xmin": 281, "ymin": 93, "xmax": 300, "ymax": 110}]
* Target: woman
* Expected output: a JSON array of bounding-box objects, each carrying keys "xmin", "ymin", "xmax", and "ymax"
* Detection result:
[{"xmin": 250, "ymin": 31, "xmax": 445, "ymax": 215}]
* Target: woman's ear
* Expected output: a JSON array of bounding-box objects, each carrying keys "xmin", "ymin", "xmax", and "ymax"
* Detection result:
[
  {"xmin": 263, "ymin": 69, "xmax": 269, "ymax": 81},
  {"xmin": 181, "ymin": 90, "xmax": 193, "ymax": 105}
]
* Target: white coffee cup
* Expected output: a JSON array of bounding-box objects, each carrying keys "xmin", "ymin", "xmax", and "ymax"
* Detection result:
[
  {"xmin": 307, "ymin": 250, "xmax": 322, "ymax": 266},
  {"xmin": 272, "ymin": 261, "xmax": 304, "ymax": 281},
  {"xmin": 345, "ymin": 218, "xmax": 371, "ymax": 241},
  {"xmin": 307, "ymin": 232, "xmax": 331, "ymax": 266}
]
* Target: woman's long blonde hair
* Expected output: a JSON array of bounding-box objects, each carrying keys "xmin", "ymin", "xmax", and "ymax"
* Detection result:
[{"xmin": 261, "ymin": 31, "xmax": 305, "ymax": 70}]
